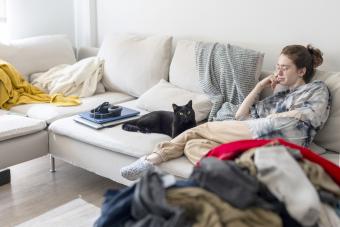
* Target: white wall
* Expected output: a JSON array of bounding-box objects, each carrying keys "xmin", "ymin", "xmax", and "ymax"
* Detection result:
[
  {"xmin": 7, "ymin": 0, "xmax": 75, "ymax": 44},
  {"xmin": 74, "ymin": 0, "xmax": 97, "ymax": 48},
  {"xmin": 96, "ymin": 0, "xmax": 340, "ymax": 72}
]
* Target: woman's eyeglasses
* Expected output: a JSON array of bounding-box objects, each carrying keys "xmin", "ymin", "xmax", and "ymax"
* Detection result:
[{"xmin": 275, "ymin": 64, "xmax": 292, "ymax": 72}]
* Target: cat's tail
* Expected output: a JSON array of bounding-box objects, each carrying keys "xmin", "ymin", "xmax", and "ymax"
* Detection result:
[{"xmin": 122, "ymin": 119, "xmax": 139, "ymax": 132}]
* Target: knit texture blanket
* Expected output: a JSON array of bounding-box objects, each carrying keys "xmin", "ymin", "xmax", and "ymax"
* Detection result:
[{"xmin": 195, "ymin": 42, "xmax": 262, "ymax": 121}]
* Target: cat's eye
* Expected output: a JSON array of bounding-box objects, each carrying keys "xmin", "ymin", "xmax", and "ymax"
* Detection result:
[
  {"xmin": 187, "ymin": 111, "xmax": 191, "ymax": 115},
  {"xmin": 179, "ymin": 112, "xmax": 184, "ymax": 116}
]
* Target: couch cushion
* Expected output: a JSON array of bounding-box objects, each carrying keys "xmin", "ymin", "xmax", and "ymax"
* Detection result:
[
  {"xmin": 309, "ymin": 142, "xmax": 326, "ymax": 155},
  {"xmin": 0, "ymin": 115, "xmax": 46, "ymax": 142},
  {"xmin": 0, "ymin": 35, "xmax": 76, "ymax": 81},
  {"xmin": 159, "ymin": 156, "xmax": 194, "ymax": 179},
  {"xmin": 49, "ymin": 99, "xmax": 196, "ymax": 178},
  {"xmin": 169, "ymin": 40, "xmax": 202, "ymax": 93},
  {"xmin": 169, "ymin": 40, "xmax": 264, "ymax": 93},
  {"xmin": 137, "ymin": 79, "xmax": 212, "ymax": 122},
  {"xmin": 10, "ymin": 92, "xmax": 134, "ymax": 124},
  {"xmin": 98, "ymin": 34, "xmax": 172, "ymax": 97},
  {"xmin": 0, "ymin": 110, "xmax": 9, "ymax": 115},
  {"xmin": 49, "ymin": 100, "xmax": 172, "ymax": 158},
  {"xmin": 313, "ymin": 70, "xmax": 340, "ymax": 153}
]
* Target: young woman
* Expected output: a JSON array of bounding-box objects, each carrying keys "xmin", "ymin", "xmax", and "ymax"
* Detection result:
[{"xmin": 121, "ymin": 44, "xmax": 331, "ymax": 181}]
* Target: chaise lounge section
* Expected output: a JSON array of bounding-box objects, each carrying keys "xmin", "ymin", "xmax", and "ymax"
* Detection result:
[{"xmin": 0, "ymin": 112, "xmax": 47, "ymax": 170}]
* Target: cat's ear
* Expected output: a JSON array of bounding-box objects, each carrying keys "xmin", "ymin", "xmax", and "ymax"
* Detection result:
[
  {"xmin": 186, "ymin": 100, "xmax": 192, "ymax": 108},
  {"xmin": 172, "ymin": 103, "xmax": 179, "ymax": 111}
]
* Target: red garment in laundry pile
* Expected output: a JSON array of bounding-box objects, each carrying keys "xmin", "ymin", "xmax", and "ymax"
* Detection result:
[{"xmin": 203, "ymin": 138, "xmax": 340, "ymax": 186}]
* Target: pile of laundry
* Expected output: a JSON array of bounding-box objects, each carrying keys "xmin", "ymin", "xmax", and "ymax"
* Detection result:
[{"xmin": 95, "ymin": 138, "xmax": 340, "ymax": 227}]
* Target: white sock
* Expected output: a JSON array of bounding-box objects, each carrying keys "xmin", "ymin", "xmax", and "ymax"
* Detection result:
[
  {"xmin": 254, "ymin": 146, "xmax": 321, "ymax": 226},
  {"xmin": 120, "ymin": 156, "xmax": 155, "ymax": 181}
]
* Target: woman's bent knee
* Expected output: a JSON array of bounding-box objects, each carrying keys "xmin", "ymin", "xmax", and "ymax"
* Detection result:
[{"xmin": 184, "ymin": 139, "xmax": 220, "ymax": 164}]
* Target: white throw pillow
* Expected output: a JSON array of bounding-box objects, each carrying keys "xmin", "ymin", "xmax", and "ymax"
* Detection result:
[
  {"xmin": 0, "ymin": 35, "xmax": 76, "ymax": 81},
  {"xmin": 98, "ymin": 34, "xmax": 172, "ymax": 97},
  {"xmin": 169, "ymin": 40, "xmax": 202, "ymax": 93},
  {"xmin": 170, "ymin": 40, "xmax": 265, "ymax": 93},
  {"xmin": 137, "ymin": 79, "xmax": 212, "ymax": 122},
  {"xmin": 313, "ymin": 70, "xmax": 340, "ymax": 153}
]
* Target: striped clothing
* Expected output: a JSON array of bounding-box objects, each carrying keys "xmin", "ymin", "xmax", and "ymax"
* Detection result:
[
  {"xmin": 196, "ymin": 42, "xmax": 262, "ymax": 121},
  {"xmin": 246, "ymin": 80, "xmax": 331, "ymax": 147}
]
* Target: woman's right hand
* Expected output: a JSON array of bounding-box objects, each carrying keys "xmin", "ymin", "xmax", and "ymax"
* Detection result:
[
  {"xmin": 236, "ymin": 72, "xmax": 279, "ymax": 120},
  {"xmin": 257, "ymin": 72, "xmax": 279, "ymax": 90}
]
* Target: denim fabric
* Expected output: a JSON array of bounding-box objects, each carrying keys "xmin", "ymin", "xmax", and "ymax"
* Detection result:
[
  {"xmin": 335, "ymin": 200, "xmax": 340, "ymax": 217},
  {"xmin": 95, "ymin": 185, "xmax": 135, "ymax": 227},
  {"xmin": 172, "ymin": 179, "xmax": 198, "ymax": 188},
  {"xmin": 95, "ymin": 172, "xmax": 198, "ymax": 227},
  {"xmin": 126, "ymin": 170, "xmax": 189, "ymax": 227},
  {"xmin": 319, "ymin": 190, "xmax": 339, "ymax": 207}
]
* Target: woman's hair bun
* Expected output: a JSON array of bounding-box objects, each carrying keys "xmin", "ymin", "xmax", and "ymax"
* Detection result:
[{"xmin": 307, "ymin": 44, "xmax": 323, "ymax": 68}]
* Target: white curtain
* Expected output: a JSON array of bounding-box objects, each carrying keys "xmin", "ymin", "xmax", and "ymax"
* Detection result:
[
  {"xmin": 0, "ymin": 0, "xmax": 8, "ymax": 41},
  {"xmin": 0, "ymin": 0, "xmax": 6, "ymax": 22}
]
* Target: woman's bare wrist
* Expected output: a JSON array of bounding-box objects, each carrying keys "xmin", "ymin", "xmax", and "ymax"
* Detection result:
[{"xmin": 255, "ymin": 83, "xmax": 265, "ymax": 92}]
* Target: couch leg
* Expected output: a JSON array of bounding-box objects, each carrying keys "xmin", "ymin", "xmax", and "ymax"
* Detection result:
[
  {"xmin": 50, "ymin": 155, "xmax": 56, "ymax": 172},
  {"xmin": 0, "ymin": 169, "xmax": 11, "ymax": 186}
]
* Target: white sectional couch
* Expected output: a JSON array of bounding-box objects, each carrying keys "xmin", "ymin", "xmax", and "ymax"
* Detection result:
[{"xmin": 1, "ymin": 34, "xmax": 339, "ymax": 186}]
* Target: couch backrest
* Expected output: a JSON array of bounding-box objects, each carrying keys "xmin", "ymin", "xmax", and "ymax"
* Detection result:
[
  {"xmin": 0, "ymin": 35, "xmax": 76, "ymax": 81},
  {"xmin": 77, "ymin": 47, "xmax": 99, "ymax": 61},
  {"xmin": 97, "ymin": 34, "xmax": 173, "ymax": 97}
]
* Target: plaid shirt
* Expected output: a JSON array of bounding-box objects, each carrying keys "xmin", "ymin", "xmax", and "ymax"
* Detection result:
[{"xmin": 246, "ymin": 80, "xmax": 331, "ymax": 147}]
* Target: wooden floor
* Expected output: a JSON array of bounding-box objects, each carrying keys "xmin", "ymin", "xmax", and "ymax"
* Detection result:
[{"xmin": 0, "ymin": 155, "xmax": 125, "ymax": 227}]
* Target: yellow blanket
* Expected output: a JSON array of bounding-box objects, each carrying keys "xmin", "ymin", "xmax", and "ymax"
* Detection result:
[{"xmin": 0, "ymin": 60, "xmax": 80, "ymax": 110}]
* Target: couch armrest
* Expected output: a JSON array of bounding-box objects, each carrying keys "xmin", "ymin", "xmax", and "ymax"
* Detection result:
[{"xmin": 77, "ymin": 47, "xmax": 99, "ymax": 60}]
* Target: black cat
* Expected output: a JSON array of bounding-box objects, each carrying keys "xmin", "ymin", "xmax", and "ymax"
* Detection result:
[{"xmin": 122, "ymin": 100, "xmax": 196, "ymax": 138}]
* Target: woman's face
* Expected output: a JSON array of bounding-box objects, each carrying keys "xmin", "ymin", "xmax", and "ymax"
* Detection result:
[{"xmin": 275, "ymin": 54, "xmax": 306, "ymax": 89}]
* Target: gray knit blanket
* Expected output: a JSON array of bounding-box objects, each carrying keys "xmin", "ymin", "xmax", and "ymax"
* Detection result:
[{"xmin": 195, "ymin": 42, "xmax": 262, "ymax": 121}]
